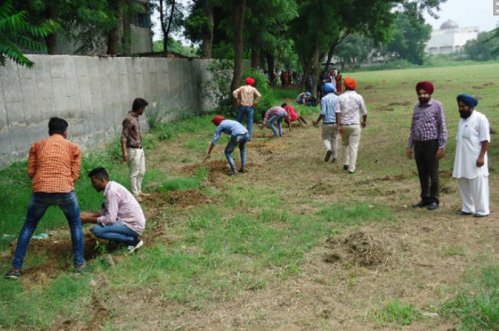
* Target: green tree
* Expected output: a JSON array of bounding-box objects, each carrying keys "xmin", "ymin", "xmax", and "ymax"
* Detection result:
[
  {"xmin": 334, "ymin": 34, "xmax": 374, "ymax": 70},
  {"xmin": 0, "ymin": 0, "xmax": 54, "ymax": 67},
  {"xmin": 464, "ymin": 29, "xmax": 499, "ymax": 61},
  {"xmin": 152, "ymin": 0, "xmax": 185, "ymax": 54}
]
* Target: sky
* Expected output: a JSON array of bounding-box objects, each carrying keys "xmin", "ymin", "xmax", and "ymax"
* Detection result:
[{"xmin": 424, "ymin": 0, "xmax": 499, "ymax": 32}]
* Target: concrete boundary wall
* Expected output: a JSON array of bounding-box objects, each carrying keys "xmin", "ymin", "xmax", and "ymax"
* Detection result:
[{"xmin": 0, "ymin": 55, "xmax": 214, "ymax": 166}]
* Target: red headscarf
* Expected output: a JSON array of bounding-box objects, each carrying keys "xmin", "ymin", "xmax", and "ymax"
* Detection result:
[
  {"xmin": 344, "ymin": 77, "xmax": 356, "ymax": 90},
  {"xmin": 415, "ymin": 81, "xmax": 434, "ymax": 95},
  {"xmin": 211, "ymin": 115, "xmax": 225, "ymax": 126},
  {"xmin": 245, "ymin": 77, "xmax": 255, "ymax": 86}
]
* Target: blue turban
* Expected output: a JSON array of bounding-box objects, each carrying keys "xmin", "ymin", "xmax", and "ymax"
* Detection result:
[
  {"xmin": 457, "ymin": 94, "xmax": 478, "ymax": 108},
  {"xmin": 324, "ymin": 82, "xmax": 336, "ymax": 93}
]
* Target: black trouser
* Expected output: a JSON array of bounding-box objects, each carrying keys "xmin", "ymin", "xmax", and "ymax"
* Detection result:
[{"xmin": 414, "ymin": 139, "xmax": 439, "ymax": 204}]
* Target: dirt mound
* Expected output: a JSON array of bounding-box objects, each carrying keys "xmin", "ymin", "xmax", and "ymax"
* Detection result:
[
  {"xmin": 167, "ymin": 189, "xmax": 212, "ymax": 208},
  {"xmin": 324, "ymin": 231, "xmax": 389, "ymax": 267}
]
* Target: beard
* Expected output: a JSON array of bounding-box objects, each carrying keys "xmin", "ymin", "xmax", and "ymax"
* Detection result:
[
  {"xmin": 460, "ymin": 111, "xmax": 472, "ymax": 119},
  {"xmin": 418, "ymin": 97, "xmax": 430, "ymax": 104}
]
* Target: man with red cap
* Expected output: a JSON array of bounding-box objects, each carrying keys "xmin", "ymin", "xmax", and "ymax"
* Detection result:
[
  {"xmin": 204, "ymin": 115, "xmax": 249, "ymax": 176},
  {"xmin": 336, "ymin": 77, "xmax": 368, "ymax": 173},
  {"xmin": 407, "ymin": 81, "xmax": 447, "ymax": 210},
  {"xmin": 232, "ymin": 77, "xmax": 262, "ymax": 141}
]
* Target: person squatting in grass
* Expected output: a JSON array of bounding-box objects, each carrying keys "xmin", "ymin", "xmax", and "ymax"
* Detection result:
[
  {"xmin": 121, "ymin": 97, "xmax": 149, "ymax": 202},
  {"xmin": 281, "ymin": 103, "xmax": 308, "ymax": 130},
  {"xmin": 80, "ymin": 167, "xmax": 146, "ymax": 253},
  {"xmin": 452, "ymin": 94, "xmax": 490, "ymax": 217},
  {"xmin": 336, "ymin": 77, "xmax": 368, "ymax": 174},
  {"xmin": 205, "ymin": 115, "xmax": 249, "ymax": 176},
  {"xmin": 407, "ymin": 81, "xmax": 447, "ymax": 211},
  {"xmin": 232, "ymin": 76, "xmax": 262, "ymax": 141},
  {"xmin": 5, "ymin": 117, "xmax": 86, "ymax": 280},
  {"xmin": 261, "ymin": 106, "xmax": 288, "ymax": 138},
  {"xmin": 313, "ymin": 82, "xmax": 339, "ymax": 163}
]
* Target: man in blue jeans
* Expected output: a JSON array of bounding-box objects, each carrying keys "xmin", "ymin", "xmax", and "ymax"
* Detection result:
[
  {"xmin": 5, "ymin": 117, "xmax": 85, "ymax": 279},
  {"xmin": 204, "ymin": 115, "xmax": 249, "ymax": 176},
  {"xmin": 232, "ymin": 77, "xmax": 262, "ymax": 140},
  {"xmin": 261, "ymin": 106, "xmax": 288, "ymax": 137},
  {"xmin": 80, "ymin": 167, "xmax": 146, "ymax": 252}
]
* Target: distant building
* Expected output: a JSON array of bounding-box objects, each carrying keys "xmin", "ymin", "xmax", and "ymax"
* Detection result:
[{"xmin": 426, "ymin": 20, "xmax": 479, "ymax": 55}]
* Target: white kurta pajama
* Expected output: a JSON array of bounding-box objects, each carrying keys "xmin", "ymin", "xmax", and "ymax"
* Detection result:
[{"xmin": 452, "ymin": 110, "xmax": 491, "ymax": 216}]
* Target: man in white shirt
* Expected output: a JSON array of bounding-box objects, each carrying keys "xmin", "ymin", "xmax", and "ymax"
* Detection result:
[
  {"xmin": 336, "ymin": 77, "xmax": 368, "ymax": 174},
  {"xmin": 80, "ymin": 167, "xmax": 146, "ymax": 252},
  {"xmin": 452, "ymin": 94, "xmax": 490, "ymax": 217}
]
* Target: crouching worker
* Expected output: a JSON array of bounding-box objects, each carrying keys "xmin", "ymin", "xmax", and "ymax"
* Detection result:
[
  {"xmin": 204, "ymin": 115, "xmax": 249, "ymax": 176},
  {"xmin": 80, "ymin": 167, "xmax": 146, "ymax": 253},
  {"xmin": 261, "ymin": 106, "xmax": 288, "ymax": 137}
]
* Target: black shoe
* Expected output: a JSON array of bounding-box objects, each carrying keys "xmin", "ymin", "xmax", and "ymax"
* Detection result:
[
  {"xmin": 343, "ymin": 165, "xmax": 349, "ymax": 171},
  {"xmin": 324, "ymin": 150, "xmax": 333, "ymax": 162},
  {"xmin": 412, "ymin": 201, "xmax": 427, "ymax": 208},
  {"xmin": 473, "ymin": 213, "xmax": 489, "ymax": 218},
  {"xmin": 426, "ymin": 202, "xmax": 439, "ymax": 210},
  {"xmin": 332, "ymin": 158, "xmax": 337, "ymax": 163},
  {"xmin": 456, "ymin": 210, "xmax": 473, "ymax": 216},
  {"xmin": 4, "ymin": 268, "xmax": 21, "ymax": 280}
]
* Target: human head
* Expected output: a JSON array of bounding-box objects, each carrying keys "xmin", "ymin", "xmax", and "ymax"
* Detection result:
[
  {"xmin": 344, "ymin": 77, "xmax": 356, "ymax": 90},
  {"xmin": 457, "ymin": 94, "xmax": 478, "ymax": 119},
  {"xmin": 48, "ymin": 117, "xmax": 68, "ymax": 137},
  {"xmin": 415, "ymin": 81, "xmax": 434, "ymax": 105},
  {"xmin": 281, "ymin": 103, "xmax": 287, "ymax": 107},
  {"xmin": 88, "ymin": 167, "xmax": 110, "ymax": 192},
  {"xmin": 211, "ymin": 115, "xmax": 225, "ymax": 126},
  {"xmin": 245, "ymin": 77, "xmax": 255, "ymax": 86},
  {"xmin": 132, "ymin": 98, "xmax": 148, "ymax": 115},
  {"xmin": 324, "ymin": 82, "xmax": 336, "ymax": 94}
]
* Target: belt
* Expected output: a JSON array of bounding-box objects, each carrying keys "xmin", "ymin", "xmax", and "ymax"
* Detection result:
[
  {"xmin": 323, "ymin": 122, "xmax": 336, "ymax": 125},
  {"xmin": 342, "ymin": 123, "xmax": 359, "ymax": 126},
  {"xmin": 127, "ymin": 145, "xmax": 142, "ymax": 149}
]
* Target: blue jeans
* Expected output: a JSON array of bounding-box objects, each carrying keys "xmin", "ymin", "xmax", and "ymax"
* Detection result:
[
  {"xmin": 267, "ymin": 114, "xmax": 285, "ymax": 137},
  {"xmin": 225, "ymin": 134, "xmax": 248, "ymax": 174},
  {"xmin": 236, "ymin": 106, "xmax": 254, "ymax": 140},
  {"xmin": 91, "ymin": 222, "xmax": 139, "ymax": 246},
  {"xmin": 12, "ymin": 192, "xmax": 85, "ymax": 269}
]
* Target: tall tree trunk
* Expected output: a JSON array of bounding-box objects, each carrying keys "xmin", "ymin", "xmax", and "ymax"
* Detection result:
[
  {"xmin": 265, "ymin": 51, "xmax": 275, "ymax": 86},
  {"xmin": 309, "ymin": 37, "xmax": 321, "ymax": 98},
  {"xmin": 45, "ymin": 34, "xmax": 57, "ymax": 54},
  {"xmin": 230, "ymin": 0, "xmax": 246, "ymax": 108},
  {"xmin": 160, "ymin": 0, "xmax": 176, "ymax": 54},
  {"xmin": 107, "ymin": 0, "xmax": 124, "ymax": 55},
  {"xmin": 250, "ymin": 45, "xmax": 260, "ymax": 69},
  {"xmin": 202, "ymin": 0, "xmax": 214, "ymax": 58}
]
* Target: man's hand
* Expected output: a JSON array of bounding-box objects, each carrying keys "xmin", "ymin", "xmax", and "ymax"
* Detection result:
[
  {"xmin": 312, "ymin": 120, "xmax": 319, "ymax": 127},
  {"xmin": 435, "ymin": 148, "xmax": 445, "ymax": 160},
  {"xmin": 476, "ymin": 156, "xmax": 485, "ymax": 167},
  {"xmin": 361, "ymin": 122, "xmax": 367, "ymax": 128},
  {"xmin": 406, "ymin": 148, "xmax": 413, "ymax": 160},
  {"xmin": 122, "ymin": 153, "xmax": 128, "ymax": 162},
  {"xmin": 338, "ymin": 127, "xmax": 344, "ymax": 135},
  {"xmin": 80, "ymin": 212, "xmax": 95, "ymax": 224}
]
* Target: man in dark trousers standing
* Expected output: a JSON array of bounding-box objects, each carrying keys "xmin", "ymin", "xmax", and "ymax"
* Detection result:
[{"xmin": 407, "ymin": 81, "xmax": 448, "ymax": 210}]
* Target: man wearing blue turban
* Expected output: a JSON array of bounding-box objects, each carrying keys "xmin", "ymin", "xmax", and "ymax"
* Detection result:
[
  {"xmin": 452, "ymin": 94, "xmax": 490, "ymax": 217},
  {"xmin": 313, "ymin": 82, "xmax": 340, "ymax": 162}
]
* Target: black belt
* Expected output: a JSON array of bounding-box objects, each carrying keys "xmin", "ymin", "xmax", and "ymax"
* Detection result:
[
  {"xmin": 127, "ymin": 145, "xmax": 142, "ymax": 149},
  {"xmin": 342, "ymin": 123, "xmax": 359, "ymax": 126},
  {"xmin": 323, "ymin": 122, "xmax": 336, "ymax": 125}
]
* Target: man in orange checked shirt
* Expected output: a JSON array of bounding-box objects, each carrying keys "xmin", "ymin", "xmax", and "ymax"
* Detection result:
[{"xmin": 5, "ymin": 117, "xmax": 86, "ymax": 279}]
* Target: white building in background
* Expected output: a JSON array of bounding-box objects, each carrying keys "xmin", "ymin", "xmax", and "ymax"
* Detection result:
[{"xmin": 426, "ymin": 20, "xmax": 479, "ymax": 55}]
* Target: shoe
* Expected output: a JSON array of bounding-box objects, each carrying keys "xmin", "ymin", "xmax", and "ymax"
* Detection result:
[
  {"xmin": 75, "ymin": 262, "xmax": 87, "ymax": 274},
  {"xmin": 139, "ymin": 192, "xmax": 150, "ymax": 197},
  {"xmin": 4, "ymin": 268, "xmax": 21, "ymax": 280},
  {"xmin": 127, "ymin": 240, "xmax": 143, "ymax": 253},
  {"xmin": 426, "ymin": 202, "xmax": 439, "ymax": 210},
  {"xmin": 456, "ymin": 210, "xmax": 473, "ymax": 216},
  {"xmin": 238, "ymin": 167, "xmax": 248, "ymax": 173},
  {"xmin": 324, "ymin": 150, "xmax": 333, "ymax": 162},
  {"xmin": 412, "ymin": 201, "xmax": 427, "ymax": 208},
  {"xmin": 343, "ymin": 165, "xmax": 349, "ymax": 171},
  {"xmin": 134, "ymin": 195, "xmax": 143, "ymax": 202},
  {"xmin": 331, "ymin": 158, "xmax": 337, "ymax": 163},
  {"xmin": 473, "ymin": 213, "xmax": 489, "ymax": 218}
]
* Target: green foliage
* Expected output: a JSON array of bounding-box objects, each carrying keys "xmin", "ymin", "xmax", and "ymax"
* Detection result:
[
  {"xmin": 316, "ymin": 203, "xmax": 393, "ymax": 226},
  {"xmin": 464, "ymin": 29, "xmax": 499, "ymax": 61},
  {"xmin": 374, "ymin": 300, "xmax": 422, "ymax": 326},
  {"xmin": 335, "ymin": 33, "xmax": 374, "ymax": 69},
  {"xmin": 159, "ymin": 167, "xmax": 207, "ymax": 193},
  {"xmin": 440, "ymin": 265, "xmax": 499, "ymax": 330},
  {"xmin": 152, "ymin": 39, "xmax": 199, "ymax": 57},
  {"xmin": 0, "ymin": 0, "xmax": 54, "ymax": 67},
  {"xmin": 202, "ymin": 59, "xmax": 234, "ymax": 115}
]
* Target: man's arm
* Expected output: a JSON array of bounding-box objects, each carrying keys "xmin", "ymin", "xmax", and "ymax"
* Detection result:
[
  {"xmin": 476, "ymin": 141, "xmax": 489, "ymax": 167},
  {"xmin": 254, "ymin": 88, "xmax": 262, "ymax": 106},
  {"xmin": 204, "ymin": 143, "xmax": 216, "ymax": 161},
  {"xmin": 121, "ymin": 121, "xmax": 129, "ymax": 162},
  {"xmin": 71, "ymin": 145, "xmax": 82, "ymax": 185},
  {"xmin": 80, "ymin": 211, "xmax": 101, "ymax": 224},
  {"xmin": 27, "ymin": 144, "xmax": 37, "ymax": 178},
  {"xmin": 313, "ymin": 114, "xmax": 324, "ymax": 127}
]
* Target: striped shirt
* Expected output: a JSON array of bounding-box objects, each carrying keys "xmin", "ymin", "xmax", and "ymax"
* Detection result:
[
  {"xmin": 264, "ymin": 106, "xmax": 287, "ymax": 122},
  {"xmin": 408, "ymin": 99, "xmax": 447, "ymax": 148},
  {"xmin": 320, "ymin": 93, "xmax": 339, "ymax": 124},
  {"xmin": 97, "ymin": 181, "xmax": 146, "ymax": 235},
  {"xmin": 28, "ymin": 134, "xmax": 81, "ymax": 193},
  {"xmin": 232, "ymin": 85, "xmax": 262, "ymax": 107},
  {"xmin": 336, "ymin": 90, "xmax": 368, "ymax": 125}
]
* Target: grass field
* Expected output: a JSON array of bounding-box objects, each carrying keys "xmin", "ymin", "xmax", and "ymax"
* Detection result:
[{"xmin": 0, "ymin": 62, "xmax": 498, "ymax": 330}]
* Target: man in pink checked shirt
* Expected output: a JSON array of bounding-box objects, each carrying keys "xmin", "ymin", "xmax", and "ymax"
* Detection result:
[{"xmin": 80, "ymin": 167, "xmax": 146, "ymax": 253}]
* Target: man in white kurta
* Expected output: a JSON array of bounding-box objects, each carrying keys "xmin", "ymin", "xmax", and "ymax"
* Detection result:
[{"xmin": 452, "ymin": 94, "xmax": 490, "ymax": 217}]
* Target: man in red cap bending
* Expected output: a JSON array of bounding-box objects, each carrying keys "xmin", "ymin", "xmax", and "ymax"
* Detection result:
[
  {"xmin": 204, "ymin": 115, "xmax": 249, "ymax": 176},
  {"xmin": 407, "ymin": 81, "xmax": 447, "ymax": 211},
  {"xmin": 232, "ymin": 76, "xmax": 262, "ymax": 141}
]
